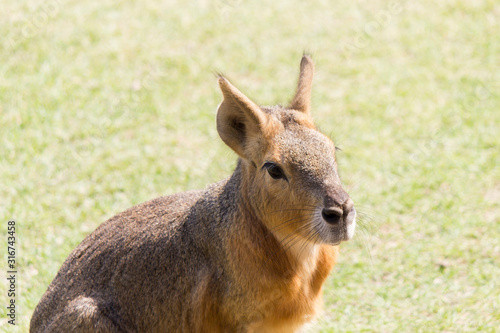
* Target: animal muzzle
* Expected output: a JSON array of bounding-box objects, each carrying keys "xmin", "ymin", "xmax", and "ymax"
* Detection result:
[{"xmin": 322, "ymin": 197, "xmax": 356, "ymax": 241}]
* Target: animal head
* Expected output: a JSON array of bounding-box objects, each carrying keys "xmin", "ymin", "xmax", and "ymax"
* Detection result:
[{"xmin": 217, "ymin": 56, "xmax": 356, "ymax": 248}]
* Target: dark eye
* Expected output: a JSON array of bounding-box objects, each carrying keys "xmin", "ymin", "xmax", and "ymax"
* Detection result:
[{"xmin": 263, "ymin": 162, "xmax": 286, "ymax": 180}]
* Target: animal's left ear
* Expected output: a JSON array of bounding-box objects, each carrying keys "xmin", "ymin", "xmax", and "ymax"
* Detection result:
[{"xmin": 289, "ymin": 55, "xmax": 314, "ymax": 114}]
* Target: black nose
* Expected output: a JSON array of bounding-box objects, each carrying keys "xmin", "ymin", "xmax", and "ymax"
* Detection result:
[{"xmin": 322, "ymin": 207, "xmax": 343, "ymax": 224}]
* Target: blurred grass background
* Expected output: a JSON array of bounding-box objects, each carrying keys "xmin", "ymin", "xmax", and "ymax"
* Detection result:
[{"xmin": 1, "ymin": 0, "xmax": 499, "ymax": 331}]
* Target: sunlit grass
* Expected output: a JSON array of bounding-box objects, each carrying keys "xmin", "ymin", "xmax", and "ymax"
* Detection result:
[{"xmin": 1, "ymin": 0, "xmax": 499, "ymax": 331}]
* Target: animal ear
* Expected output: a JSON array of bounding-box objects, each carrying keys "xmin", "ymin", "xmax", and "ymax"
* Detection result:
[
  {"xmin": 289, "ymin": 55, "xmax": 314, "ymax": 114},
  {"xmin": 217, "ymin": 76, "xmax": 270, "ymax": 159}
]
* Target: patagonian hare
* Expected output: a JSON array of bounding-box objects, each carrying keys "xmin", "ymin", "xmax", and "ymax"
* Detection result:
[{"xmin": 31, "ymin": 55, "xmax": 356, "ymax": 332}]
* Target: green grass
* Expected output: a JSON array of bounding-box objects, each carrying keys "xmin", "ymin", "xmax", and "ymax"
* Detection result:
[{"xmin": 1, "ymin": 0, "xmax": 499, "ymax": 331}]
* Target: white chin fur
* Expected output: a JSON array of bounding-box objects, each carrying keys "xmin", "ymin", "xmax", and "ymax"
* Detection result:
[
  {"xmin": 344, "ymin": 208, "xmax": 357, "ymax": 240},
  {"xmin": 345, "ymin": 217, "xmax": 356, "ymax": 240}
]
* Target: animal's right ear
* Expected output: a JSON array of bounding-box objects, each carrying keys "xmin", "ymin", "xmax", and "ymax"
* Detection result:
[{"xmin": 217, "ymin": 76, "xmax": 269, "ymax": 160}]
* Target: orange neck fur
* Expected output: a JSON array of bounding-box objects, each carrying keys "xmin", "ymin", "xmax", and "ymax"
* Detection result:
[{"xmin": 227, "ymin": 163, "xmax": 338, "ymax": 328}]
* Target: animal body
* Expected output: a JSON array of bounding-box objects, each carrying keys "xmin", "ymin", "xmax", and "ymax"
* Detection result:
[{"xmin": 31, "ymin": 55, "xmax": 356, "ymax": 332}]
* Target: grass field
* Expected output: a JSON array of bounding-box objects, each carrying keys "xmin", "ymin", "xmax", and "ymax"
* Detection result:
[{"xmin": 1, "ymin": 0, "xmax": 499, "ymax": 331}]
